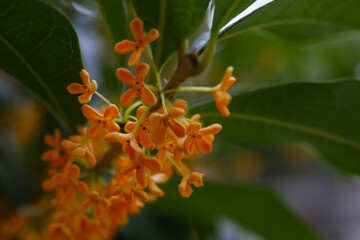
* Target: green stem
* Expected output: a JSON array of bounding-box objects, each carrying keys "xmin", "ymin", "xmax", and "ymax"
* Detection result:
[
  {"xmin": 95, "ymin": 91, "xmax": 123, "ymax": 120},
  {"xmin": 163, "ymin": 86, "xmax": 213, "ymax": 95},
  {"xmin": 160, "ymin": 92, "xmax": 167, "ymax": 114},
  {"xmin": 94, "ymin": 91, "xmax": 112, "ymax": 106},
  {"xmin": 166, "ymin": 153, "xmax": 186, "ymax": 177},
  {"xmin": 123, "ymin": 101, "xmax": 143, "ymax": 122},
  {"xmin": 131, "ymin": 106, "xmax": 151, "ymax": 135}
]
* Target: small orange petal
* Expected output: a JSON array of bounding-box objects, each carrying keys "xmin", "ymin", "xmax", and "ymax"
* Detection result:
[
  {"xmin": 128, "ymin": 49, "xmax": 144, "ymax": 68},
  {"xmin": 169, "ymin": 118, "xmax": 186, "ymax": 138},
  {"xmin": 82, "ymin": 104, "xmax": 103, "ymax": 121},
  {"xmin": 200, "ymin": 123, "xmax": 222, "ymax": 135},
  {"xmin": 86, "ymin": 124, "xmax": 102, "ymax": 138},
  {"xmin": 104, "ymin": 105, "xmax": 119, "ymax": 120},
  {"xmin": 116, "ymin": 68, "xmax": 136, "ymax": 86},
  {"xmin": 143, "ymin": 29, "xmax": 159, "ymax": 45},
  {"xmin": 52, "ymin": 174, "xmax": 68, "ymax": 185},
  {"xmin": 80, "ymin": 69, "xmax": 91, "ymax": 85},
  {"xmin": 73, "ymin": 146, "xmax": 86, "ymax": 157},
  {"xmin": 120, "ymin": 88, "xmax": 139, "ymax": 107},
  {"xmin": 68, "ymin": 83, "xmax": 84, "ymax": 94},
  {"xmin": 42, "ymin": 180, "xmax": 56, "ymax": 191},
  {"xmin": 135, "ymin": 63, "xmax": 149, "ymax": 84},
  {"xmin": 142, "ymin": 157, "xmax": 162, "ymax": 171},
  {"xmin": 114, "ymin": 40, "xmax": 137, "ymax": 54},
  {"xmin": 85, "ymin": 150, "xmax": 97, "ymax": 167},
  {"xmin": 140, "ymin": 85, "xmax": 157, "ymax": 106},
  {"xmin": 78, "ymin": 93, "xmax": 92, "ymax": 104},
  {"xmin": 136, "ymin": 164, "xmax": 147, "ymax": 187},
  {"xmin": 68, "ymin": 164, "xmax": 80, "ymax": 179},
  {"xmin": 130, "ymin": 18, "xmax": 144, "ymax": 41},
  {"xmin": 172, "ymin": 99, "xmax": 188, "ymax": 112}
]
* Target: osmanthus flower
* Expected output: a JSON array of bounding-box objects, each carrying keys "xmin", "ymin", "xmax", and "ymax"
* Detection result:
[
  {"xmin": 104, "ymin": 132, "xmax": 144, "ymax": 160},
  {"xmin": 149, "ymin": 107, "xmax": 187, "ymax": 145},
  {"xmin": 42, "ymin": 164, "xmax": 88, "ymax": 202},
  {"xmin": 213, "ymin": 66, "xmax": 236, "ymax": 116},
  {"xmin": 114, "ymin": 18, "xmax": 159, "ymax": 68},
  {"xmin": 178, "ymin": 172, "xmax": 205, "ymax": 198},
  {"xmin": 116, "ymin": 63, "xmax": 157, "ymax": 107},
  {"xmin": 67, "ymin": 69, "xmax": 98, "ymax": 104},
  {"xmin": 42, "ymin": 129, "xmax": 67, "ymax": 167},
  {"xmin": 47, "ymin": 222, "xmax": 73, "ymax": 240},
  {"xmin": 70, "ymin": 213, "xmax": 110, "ymax": 240},
  {"xmin": 123, "ymin": 183, "xmax": 149, "ymax": 204},
  {"xmin": 125, "ymin": 106, "xmax": 155, "ymax": 149},
  {"xmin": 82, "ymin": 104, "xmax": 120, "ymax": 138},
  {"xmin": 79, "ymin": 191, "xmax": 111, "ymax": 218},
  {"xmin": 61, "ymin": 135, "xmax": 96, "ymax": 167},
  {"xmin": 183, "ymin": 122, "xmax": 222, "ymax": 156},
  {"xmin": 147, "ymin": 173, "xmax": 168, "ymax": 201},
  {"xmin": 121, "ymin": 154, "xmax": 163, "ymax": 188}
]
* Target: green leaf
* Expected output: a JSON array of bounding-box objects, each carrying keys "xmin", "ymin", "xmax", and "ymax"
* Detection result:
[
  {"xmin": 96, "ymin": 0, "xmax": 126, "ymax": 65},
  {"xmin": 132, "ymin": 0, "xmax": 210, "ymax": 67},
  {"xmin": 220, "ymin": 0, "xmax": 360, "ymax": 41},
  {"xmin": 0, "ymin": 0, "xmax": 85, "ymax": 133},
  {"xmin": 191, "ymin": 81, "xmax": 360, "ymax": 175},
  {"xmin": 151, "ymin": 180, "xmax": 320, "ymax": 240},
  {"xmin": 212, "ymin": 0, "xmax": 255, "ymax": 35},
  {"xmin": 96, "ymin": 0, "xmax": 126, "ymax": 95}
]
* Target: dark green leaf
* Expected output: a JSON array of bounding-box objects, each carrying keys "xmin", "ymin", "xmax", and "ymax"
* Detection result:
[
  {"xmin": 0, "ymin": 0, "xmax": 85, "ymax": 133},
  {"xmin": 212, "ymin": 0, "xmax": 255, "ymax": 35},
  {"xmin": 220, "ymin": 0, "xmax": 360, "ymax": 41},
  {"xmin": 191, "ymin": 81, "xmax": 360, "ymax": 175},
  {"xmin": 96, "ymin": 0, "xmax": 126, "ymax": 95},
  {"xmin": 132, "ymin": 0, "xmax": 210, "ymax": 67},
  {"xmin": 151, "ymin": 180, "xmax": 320, "ymax": 240}
]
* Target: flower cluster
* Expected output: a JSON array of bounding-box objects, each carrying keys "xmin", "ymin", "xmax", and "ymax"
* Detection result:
[{"xmin": 1, "ymin": 18, "xmax": 236, "ymax": 240}]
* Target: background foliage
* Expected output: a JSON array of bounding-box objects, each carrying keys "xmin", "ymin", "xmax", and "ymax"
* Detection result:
[{"xmin": 1, "ymin": 0, "xmax": 360, "ymax": 239}]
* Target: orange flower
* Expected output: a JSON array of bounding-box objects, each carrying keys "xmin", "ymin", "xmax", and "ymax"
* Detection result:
[
  {"xmin": 149, "ymin": 107, "xmax": 187, "ymax": 145},
  {"xmin": 79, "ymin": 191, "xmax": 111, "ymax": 218},
  {"xmin": 178, "ymin": 172, "xmax": 204, "ymax": 198},
  {"xmin": 42, "ymin": 164, "xmax": 88, "ymax": 202},
  {"xmin": 61, "ymin": 136, "xmax": 96, "ymax": 167},
  {"xmin": 123, "ymin": 184, "xmax": 149, "ymax": 204},
  {"xmin": 125, "ymin": 106, "xmax": 155, "ymax": 149},
  {"xmin": 183, "ymin": 122, "xmax": 222, "ymax": 155},
  {"xmin": 122, "ymin": 154, "xmax": 162, "ymax": 188},
  {"xmin": 105, "ymin": 132, "xmax": 144, "ymax": 160},
  {"xmin": 42, "ymin": 129, "xmax": 67, "ymax": 167},
  {"xmin": 82, "ymin": 104, "xmax": 120, "ymax": 138},
  {"xmin": 47, "ymin": 223, "xmax": 73, "ymax": 240},
  {"xmin": 114, "ymin": 18, "xmax": 159, "ymax": 67},
  {"xmin": 116, "ymin": 63, "xmax": 157, "ymax": 107},
  {"xmin": 213, "ymin": 66, "xmax": 236, "ymax": 116},
  {"xmin": 67, "ymin": 69, "xmax": 98, "ymax": 104}
]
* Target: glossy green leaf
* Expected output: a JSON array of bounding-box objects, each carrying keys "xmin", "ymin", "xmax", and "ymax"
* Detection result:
[
  {"xmin": 151, "ymin": 180, "xmax": 320, "ymax": 240},
  {"xmin": 212, "ymin": 0, "xmax": 255, "ymax": 35},
  {"xmin": 96, "ymin": 0, "xmax": 126, "ymax": 65},
  {"xmin": 220, "ymin": 0, "xmax": 360, "ymax": 42},
  {"xmin": 96, "ymin": 0, "xmax": 126, "ymax": 95},
  {"xmin": 132, "ymin": 0, "xmax": 210, "ymax": 66},
  {"xmin": 191, "ymin": 81, "xmax": 360, "ymax": 174},
  {"xmin": 0, "ymin": 0, "xmax": 85, "ymax": 133}
]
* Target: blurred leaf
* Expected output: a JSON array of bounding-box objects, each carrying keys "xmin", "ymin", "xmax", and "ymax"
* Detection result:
[
  {"xmin": 96, "ymin": 0, "xmax": 126, "ymax": 66},
  {"xmin": 151, "ymin": 180, "xmax": 320, "ymax": 240},
  {"xmin": 132, "ymin": 0, "xmax": 210, "ymax": 67},
  {"xmin": 191, "ymin": 80, "xmax": 360, "ymax": 175},
  {"xmin": 220, "ymin": 0, "xmax": 360, "ymax": 42},
  {"xmin": 212, "ymin": 0, "xmax": 255, "ymax": 34},
  {"xmin": 96, "ymin": 0, "xmax": 126, "ymax": 96},
  {"xmin": 0, "ymin": 0, "xmax": 85, "ymax": 133}
]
